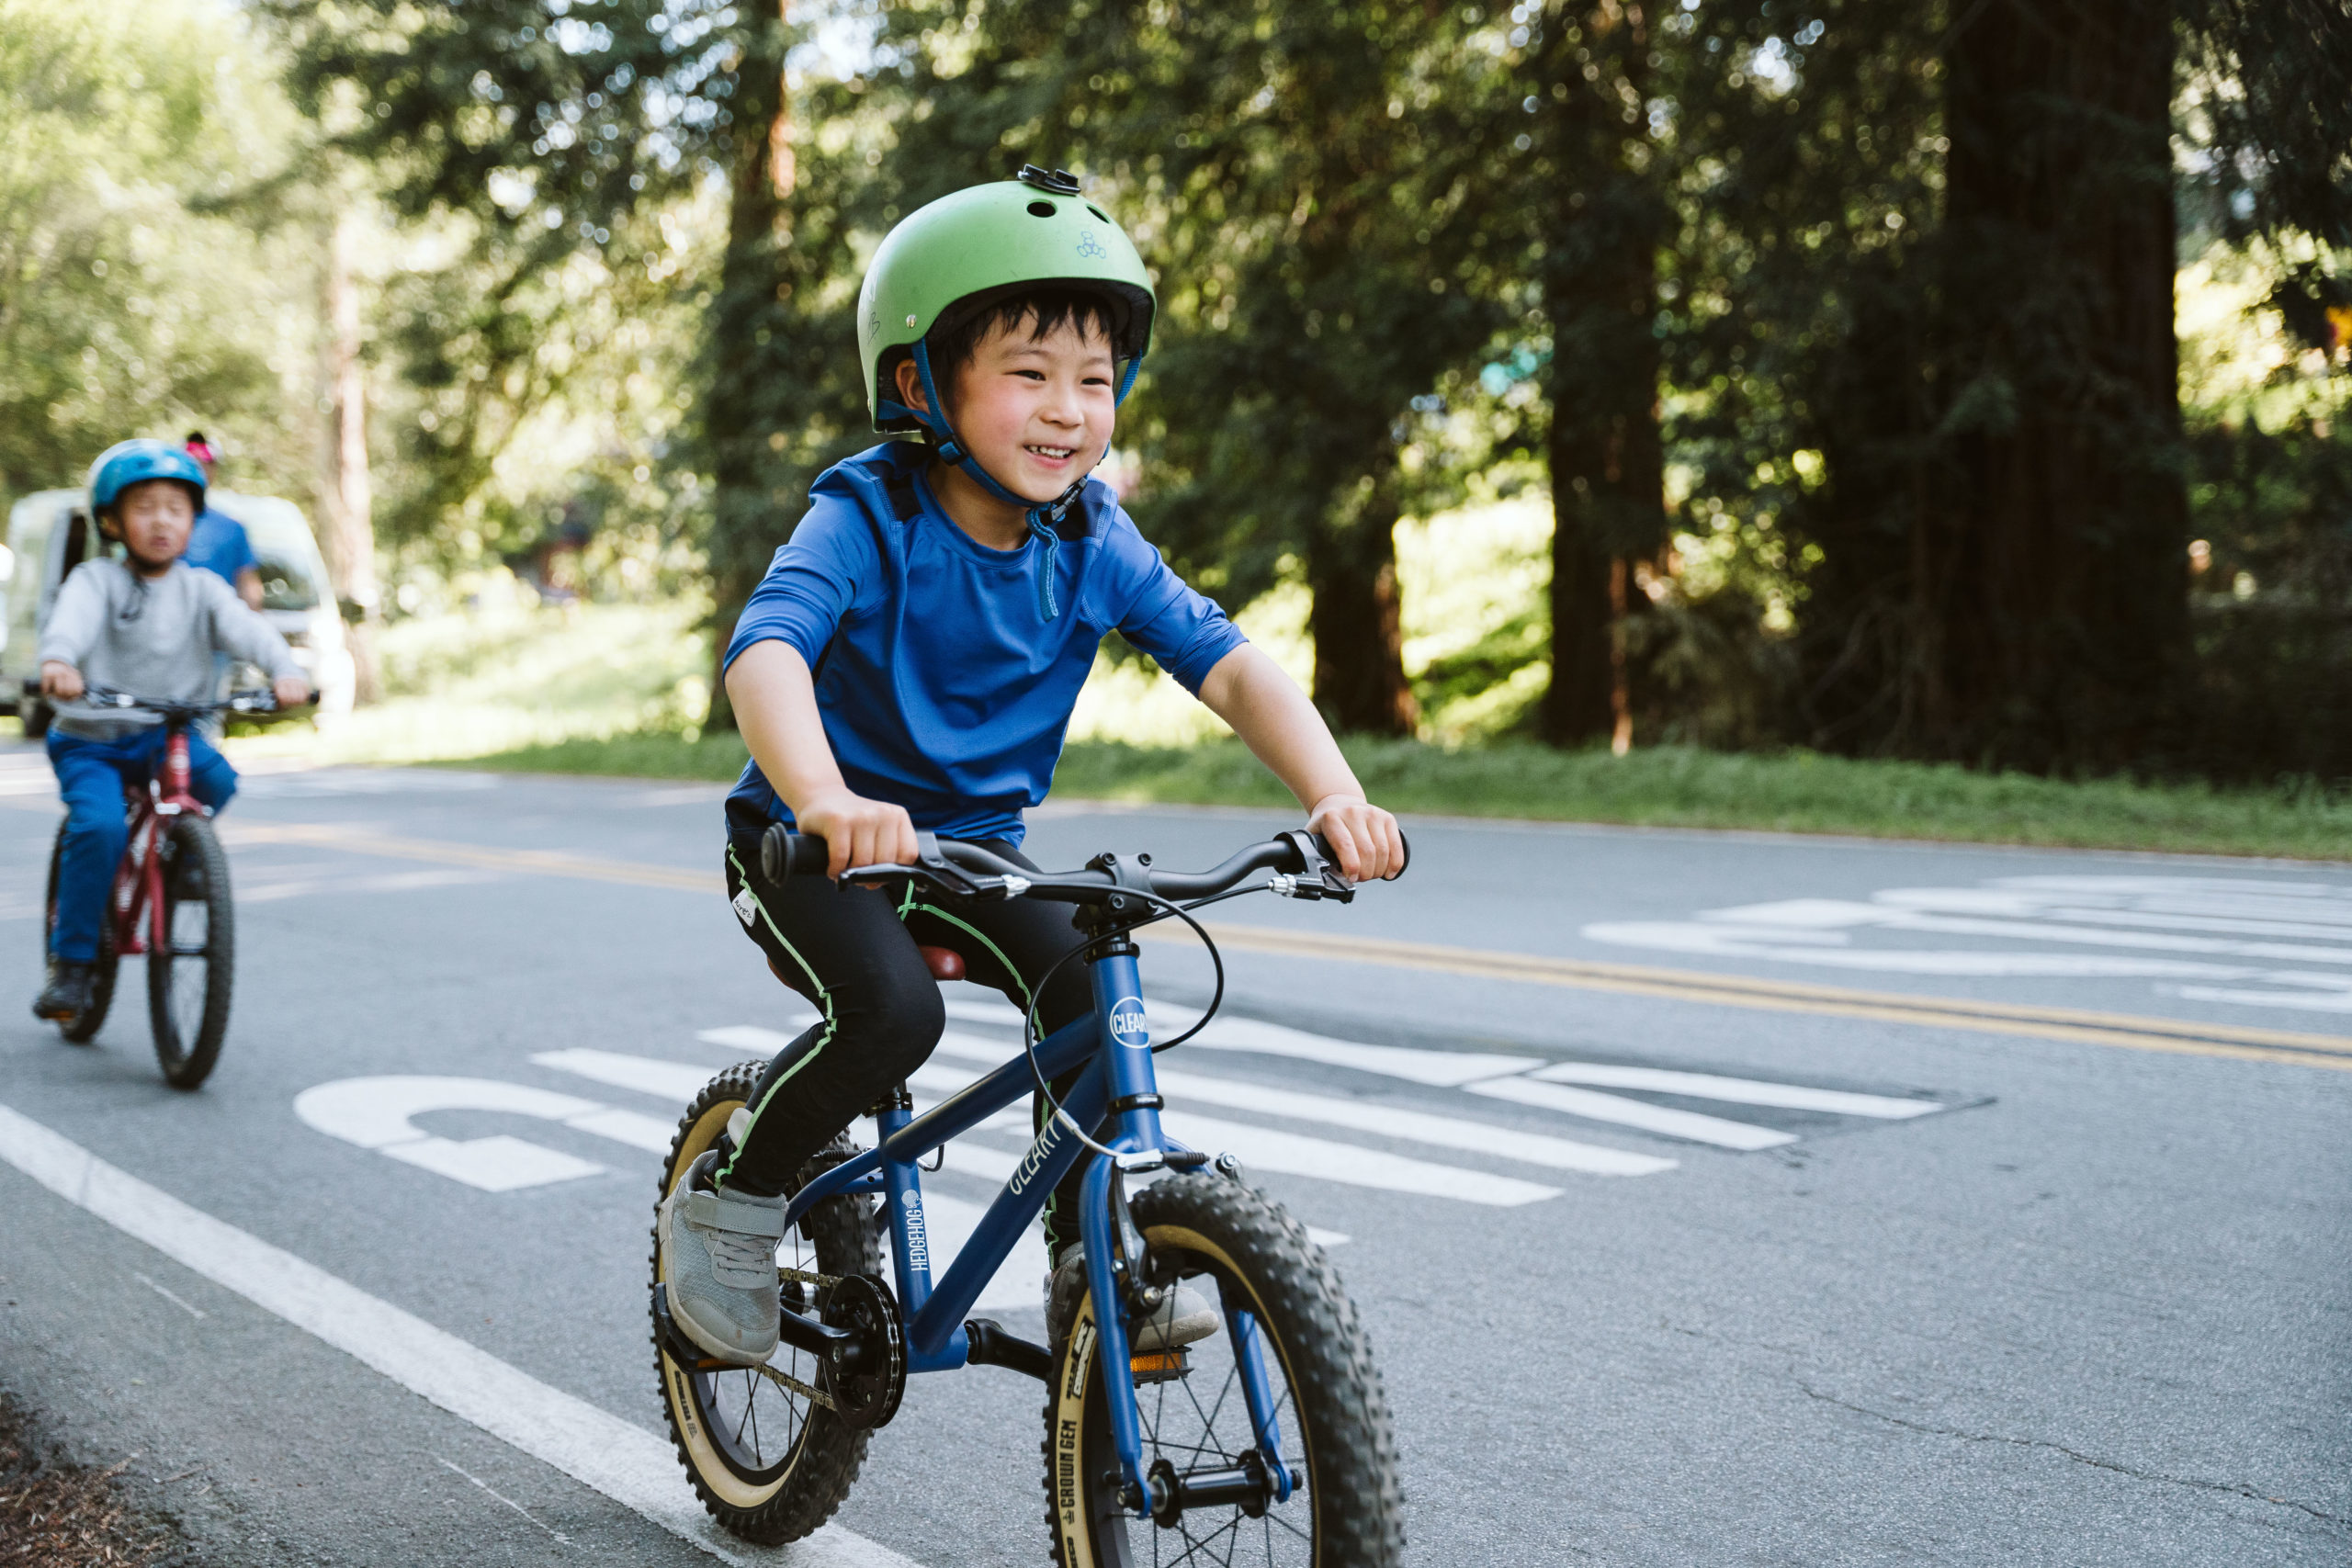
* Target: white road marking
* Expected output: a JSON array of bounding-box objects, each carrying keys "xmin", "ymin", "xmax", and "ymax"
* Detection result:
[
  {"xmin": 436, "ymin": 1454, "xmax": 571, "ymax": 1545},
  {"xmin": 1152, "ymin": 1111, "xmax": 1561, "ymax": 1204},
  {"xmin": 294, "ymin": 1077, "xmax": 678, "ymax": 1191},
  {"xmin": 134, "ymin": 1271, "xmax": 207, "ymax": 1319},
  {"xmin": 917, "ymin": 1036, "xmax": 1563, "ymax": 1202},
  {"xmin": 1464, "ymin": 1077, "xmax": 1797, "ymax": 1151},
  {"xmin": 1526, "ymin": 1064, "xmax": 1944, "ymax": 1120},
  {"xmin": 923, "ymin": 1033, "xmax": 1672, "ymax": 1178},
  {"xmin": 2169, "ymin": 985, "xmax": 2352, "ymax": 1013},
  {"xmin": 0, "ymin": 1102, "xmax": 920, "ymax": 1568},
  {"xmin": 699, "ymin": 1023, "xmax": 813, "ymax": 1055},
  {"xmin": 1588, "ymin": 874, "xmax": 2352, "ymax": 1010},
  {"xmin": 536, "ymin": 1049, "xmax": 719, "ymax": 1102},
  {"xmin": 386, "ymin": 1135, "xmax": 605, "ymax": 1192},
  {"xmin": 939, "ymin": 998, "xmax": 1537, "ymax": 1086}
]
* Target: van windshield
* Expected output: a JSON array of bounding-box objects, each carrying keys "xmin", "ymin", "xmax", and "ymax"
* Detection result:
[
  {"xmin": 254, "ymin": 551, "xmax": 321, "ymax": 612},
  {"xmin": 238, "ymin": 513, "xmax": 326, "ymax": 612}
]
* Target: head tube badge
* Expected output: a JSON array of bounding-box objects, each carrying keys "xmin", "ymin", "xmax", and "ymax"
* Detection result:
[{"xmin": 1108, "ymin": 997, "xmax": 1148, "ymax": 1050}]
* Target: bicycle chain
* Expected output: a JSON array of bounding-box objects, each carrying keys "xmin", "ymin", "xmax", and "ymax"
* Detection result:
[{"xmin": 751, "ymin": 1359, "xmax": 837, "ymax": 1412}]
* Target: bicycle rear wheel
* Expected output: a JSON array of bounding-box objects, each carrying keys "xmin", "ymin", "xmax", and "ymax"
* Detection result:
[
  {"xmin": 43, "ymin": 822, "xmax": 119, "ymax": 1043},
  {"xmin": 1044, "ymin": 1173, "xmax": 1405, "ymax": 1567},
  {"xmin": 146, "ymin": 816, "xmax": 232, "ymax": 1089},
  {"xmin": 654, "ymin": 1061, "xmax": 879, "ymax": 1543}
]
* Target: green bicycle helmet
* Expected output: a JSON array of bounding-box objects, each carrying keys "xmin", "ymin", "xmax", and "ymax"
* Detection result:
[{"xmin": 861, "ymin": 166, "xmax": 1155, "ymax": 432}]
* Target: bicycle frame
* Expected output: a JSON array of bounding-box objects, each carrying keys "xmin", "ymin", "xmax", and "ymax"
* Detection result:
[
  {"xmin": 781, "ymin": 936, "xmax": 1289, "ymax": 1506},
  {"xmin": 105, "ymin": 723, "xmax": 208, "ymax": 960}
]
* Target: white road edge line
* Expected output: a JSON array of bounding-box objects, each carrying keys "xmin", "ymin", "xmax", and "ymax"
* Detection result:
[{"xmin": 0, "ymin": 1102, "xmax": 921, "ymax": 1568}]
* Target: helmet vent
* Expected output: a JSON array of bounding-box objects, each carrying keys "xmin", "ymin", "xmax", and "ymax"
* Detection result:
[
  {"xmin": 1087, "ymin": 205, "xmax": 1110, "ymax": 222},
  {"xmin": 1026, "ymin": 200, "xmax": 1057, "ymax": 218}
]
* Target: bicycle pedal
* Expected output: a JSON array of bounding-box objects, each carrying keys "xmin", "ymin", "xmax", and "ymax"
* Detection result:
[{"xmin": 1129, "ymin": 1347, "xmax": 1191, "ymax": 1384}]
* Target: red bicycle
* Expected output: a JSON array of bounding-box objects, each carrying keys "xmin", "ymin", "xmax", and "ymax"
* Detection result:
[{"xmin": 39, "ymin": 686, "xmax": 288, "ymax": 1089}]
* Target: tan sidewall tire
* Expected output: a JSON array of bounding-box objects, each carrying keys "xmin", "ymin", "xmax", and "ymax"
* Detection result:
[{"xmin": 657, "ymin": 1096, "xmax": 790, "ymax": 1513}]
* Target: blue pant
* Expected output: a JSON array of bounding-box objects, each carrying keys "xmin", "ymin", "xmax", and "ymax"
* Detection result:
[{"xmin": 48, "ymin": 728, "xmax": 237, "ymax": 963}]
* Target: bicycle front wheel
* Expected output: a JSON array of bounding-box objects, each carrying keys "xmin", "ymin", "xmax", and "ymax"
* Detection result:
[
  {"xmin": 44, "ymin": 823, "xmax": 119, "ymax": 1043},
  {"xmin": 1044, "ymin": 1173, "xmax": 1406, "ymax": 1567},
  {"xmin": 147, "ymin": 816, "xmax": 232, "ymax": 1089},
  {"xmin": 654, "ymin": 1061, "xmax": 879, "ymax": 1543}
]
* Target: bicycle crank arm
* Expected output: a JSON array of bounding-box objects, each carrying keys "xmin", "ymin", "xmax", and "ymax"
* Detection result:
[{"xmin": 652, "ymin": 1283, "xmax": 855, "ymax": 1376}]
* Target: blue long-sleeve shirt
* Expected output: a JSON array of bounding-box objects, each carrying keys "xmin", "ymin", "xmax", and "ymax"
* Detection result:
[{"xmin": 722, "ymin": 443, "xmax": 1248, "ymax": 846}]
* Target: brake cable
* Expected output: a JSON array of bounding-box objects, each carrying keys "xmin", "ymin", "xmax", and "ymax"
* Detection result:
[{"xmin": 1011, "ymin": 883, "xmax": 1236, "ymax": 1166}]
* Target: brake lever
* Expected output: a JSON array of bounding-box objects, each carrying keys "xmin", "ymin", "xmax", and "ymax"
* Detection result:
[
  {"xmin": 837, "ymin": 833, "xmax": 1033, "ymax": 900},
  {"xmin": 1269, "ymin": 829, "xmax": 1355, "ymax": 903}
]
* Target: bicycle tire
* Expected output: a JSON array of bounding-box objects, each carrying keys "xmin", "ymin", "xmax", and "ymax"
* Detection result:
[
  {"xmin": 146, "ymin": 816, "xmax": 232, "ymax": 1089},
  {"xmin": 653, "ymin": 1061, "xmax": 879, "ymax": 1543},
  {"xmin": 1043, "ymin": 1173, "xmax": 1405, "ymax": 1568},
  {"xmin": 44, "ymin": 823, "xmax": 119, "ymax": 1043}
]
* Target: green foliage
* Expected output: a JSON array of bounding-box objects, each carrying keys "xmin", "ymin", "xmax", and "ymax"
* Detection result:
[
  {"xmin": 244, "ymin": 0, "xmax": 2352, "ymax": 782},
  {"xmin": 0, "ymin": 0, "xmax": 318, "ymax": 499}
]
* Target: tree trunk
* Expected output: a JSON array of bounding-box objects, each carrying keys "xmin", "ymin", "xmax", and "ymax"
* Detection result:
[
  {"xmin": 1304, "ymin": 470, "xmax": 1418, "ymax": 737},
  {"xmin": 320, "ymin": 212, "xmax": 382, "ymax": 705},
  {"xmin": 1915, "ymin": 0, "xmax": 2190, "ymax": 768},
  {"xmin": 1536, "ymin": 2, "xmax": 1667, "ymax": 750},
  {"xmin": 701, "ymin": 4, "xmax": 792, "ymax": 733}
]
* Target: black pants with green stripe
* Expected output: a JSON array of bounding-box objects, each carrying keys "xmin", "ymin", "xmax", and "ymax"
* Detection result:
[{"xmin": 718, "ymin": 835, "xmax": 1096, "ymax": 1258}]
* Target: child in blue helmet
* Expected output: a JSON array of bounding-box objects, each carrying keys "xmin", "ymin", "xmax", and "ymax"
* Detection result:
[
  {"xmin": 659, "ymin": 172, "xmax": 1406, "ymax": 1368},
  {"xmin": 31, "ymin": 439, "xmax": 311, "ymax": 1023}
]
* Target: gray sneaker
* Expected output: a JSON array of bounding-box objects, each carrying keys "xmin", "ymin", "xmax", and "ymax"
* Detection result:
[
  {"xmin": 1046, "ymin": 1247, "xmax": 1220, "ymax": 1353},
  {"xmin": 659, "ymin": 1154, "xmax": 788, "ymax": 1365}
]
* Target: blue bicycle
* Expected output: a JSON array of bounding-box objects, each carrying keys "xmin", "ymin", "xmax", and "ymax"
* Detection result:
[{"xmin": 652, "ymin": 825, "xmax": 1408, "ymax": 1564}]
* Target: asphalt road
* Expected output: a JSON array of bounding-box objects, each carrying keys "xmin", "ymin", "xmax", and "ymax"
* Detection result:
[{"xmin": 0, "ymin": 741, "xmax": 2345, "ymax": 1566}]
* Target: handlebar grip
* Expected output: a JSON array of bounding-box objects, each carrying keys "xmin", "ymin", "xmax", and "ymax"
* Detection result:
[
  {"xmin": 760, "ymin": 825, "xmax": 831, "ymax": 883},
  {"xmin": 1304, "ymin": 829, "xmax": 1411, "ymax": 879}
]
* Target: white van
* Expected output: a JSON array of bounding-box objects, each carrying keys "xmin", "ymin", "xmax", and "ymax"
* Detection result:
[{"xmin": 4, "ymin": 488, "xmax": 356, "ymax": 734}]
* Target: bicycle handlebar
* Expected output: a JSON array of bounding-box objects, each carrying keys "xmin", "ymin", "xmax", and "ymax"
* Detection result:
[
  {"xmin": 761, "ymin": 823, "xmax": 1406, "ymax": 908},
  {"xmin": 60, "ymin": 683, "xmax": 314, "ymax": 720}
]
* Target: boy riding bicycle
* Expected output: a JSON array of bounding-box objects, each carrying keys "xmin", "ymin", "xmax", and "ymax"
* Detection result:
[
  {"xmin": 661, "ymin": 167, "xmax": 1405, "ymax": 1368},
  {"xmin": 31, "ymin": 440, "xmax": 310, "ymax": 1022}
]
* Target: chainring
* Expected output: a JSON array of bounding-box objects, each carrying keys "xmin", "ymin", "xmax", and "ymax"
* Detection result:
[{"xmin": 820, "ymin": 1271, "xmax": 906, "ymax": 1430}]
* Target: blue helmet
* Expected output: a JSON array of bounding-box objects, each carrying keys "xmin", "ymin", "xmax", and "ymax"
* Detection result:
[{"xmin": 85, "ymin": 439, "xmax": 207, "ymax": 515}]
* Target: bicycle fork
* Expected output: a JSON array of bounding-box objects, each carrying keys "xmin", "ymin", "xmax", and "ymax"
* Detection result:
[{"xmin": 1074, "ymin": 938, "xmax": 1296, "ymax": 1517}]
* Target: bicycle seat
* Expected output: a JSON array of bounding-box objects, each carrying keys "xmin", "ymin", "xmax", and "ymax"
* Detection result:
[{"xmin": 920, "ymin": 945, "xmax": 965, "ymax": 982}]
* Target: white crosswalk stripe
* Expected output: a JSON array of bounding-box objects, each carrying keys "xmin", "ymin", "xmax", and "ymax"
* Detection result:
[
  {"xmin": 1464, "ymin": 1077, "xmax": 1797, "ymax": 1151},
  {"xmin": 938, "ymin": 998, "xmax": 1533, "ymax": 1086},
  {"xmin": 923, "ymin": 1032, "xmax": 1673, "ymax": 1177},
  {"xmin": 1525, "ymin": 1064, "xmax": 1941, "ymax": 1119},
  {"xmin": 899, "ymin": 1043, "xmax": 1564, "ymax": 1205},
  {"xmin": 298, "ymin": 1005, "xmax": 1951, "ymax": 1201}
]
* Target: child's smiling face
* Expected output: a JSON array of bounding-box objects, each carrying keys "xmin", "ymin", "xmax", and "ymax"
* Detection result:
[
  {"xmin": 908, "ymin": 310, "xmax": 1118, "ymax": 507},
  {"xmin": 108, "ymin": 479, "xmax": 198, "ymax": 574}
]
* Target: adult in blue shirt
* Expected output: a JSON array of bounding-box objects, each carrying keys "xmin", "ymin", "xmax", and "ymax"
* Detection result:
[{"xmin": 180, "ymin": 433, "xmax": 263, "ymax": 610}]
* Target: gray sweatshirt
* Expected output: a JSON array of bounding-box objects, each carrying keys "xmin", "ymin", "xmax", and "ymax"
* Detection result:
[{"xmin": 37, "ymin": 559, "xmax": 301, "ymax": 740}]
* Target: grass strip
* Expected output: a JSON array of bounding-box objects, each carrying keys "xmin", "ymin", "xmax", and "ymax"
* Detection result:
[{"xmin": 447, "ymin": 731, "xmax": 2349, "ymax": 862}]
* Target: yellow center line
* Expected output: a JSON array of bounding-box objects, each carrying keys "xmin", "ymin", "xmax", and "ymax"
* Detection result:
[{"xmin": 186, "ymin": 818, "xmax": 2352, "ymax": 1072}]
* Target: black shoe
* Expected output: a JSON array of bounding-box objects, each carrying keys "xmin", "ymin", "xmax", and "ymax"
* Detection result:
[{"xmin": 33, "ymin": 963, "xmax": 95, "ymax": 1022}]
